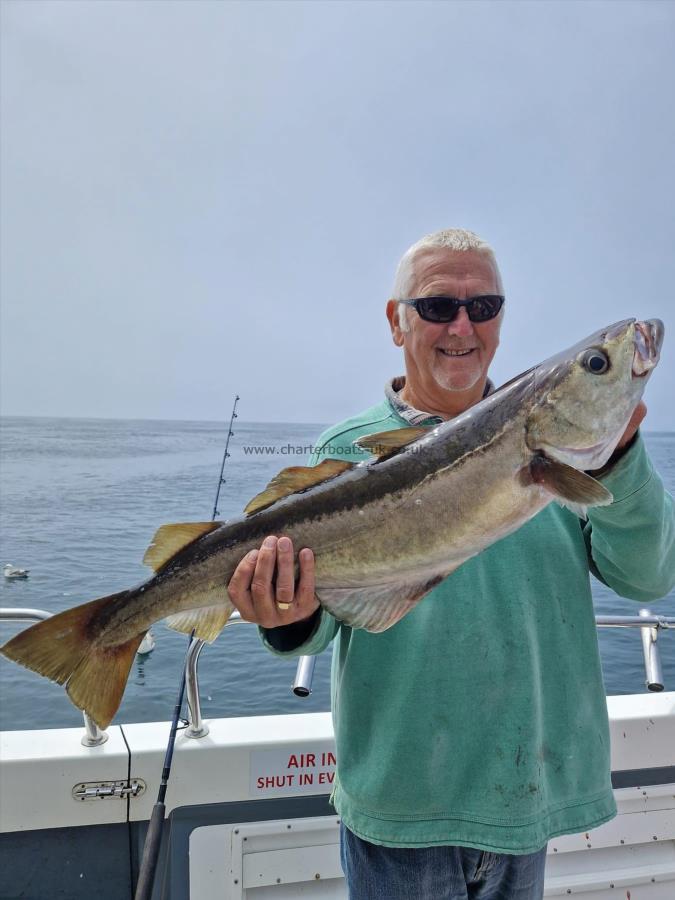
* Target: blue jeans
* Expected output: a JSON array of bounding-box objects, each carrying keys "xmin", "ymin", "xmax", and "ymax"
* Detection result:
[{"xmin": 340, "ymin": 823, "xmax": 547, "ymax": 900}]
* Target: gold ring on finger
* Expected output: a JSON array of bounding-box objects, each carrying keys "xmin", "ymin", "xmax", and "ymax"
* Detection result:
[{"xmin": 276, "ymin": 602, "xmax": 291, "ymax": 610}]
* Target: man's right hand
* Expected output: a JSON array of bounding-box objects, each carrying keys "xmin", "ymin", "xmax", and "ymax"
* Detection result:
[{"xmin": 226, "ymin": 535, "xmax": 320, "ymax": 628}]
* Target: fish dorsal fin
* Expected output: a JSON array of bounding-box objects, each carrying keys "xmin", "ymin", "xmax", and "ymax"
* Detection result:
[
  {"xmin": 244, "ymin": 459, "xmax": 353, "ymax": 516},
  {"xmin": 528, "ymin": 455, "xmax": 613, "ymax": 518},
  {"xmin": 354, "ymin": 426, "xmax": 429, "ymax": 459},
  {"xmin": 143, "ymin": 522, "xmax": 221, "ymax": 572}
]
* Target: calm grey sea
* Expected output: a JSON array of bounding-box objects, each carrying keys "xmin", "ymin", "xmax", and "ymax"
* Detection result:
[{"xmin": 0, "ymin": 417, "xmax": 673, "ymax": 732}]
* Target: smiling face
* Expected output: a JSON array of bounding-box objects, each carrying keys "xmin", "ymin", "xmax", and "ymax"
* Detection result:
[{"xmin": 386, "ymin": 248, "xmax": 504, "ymax": 419}]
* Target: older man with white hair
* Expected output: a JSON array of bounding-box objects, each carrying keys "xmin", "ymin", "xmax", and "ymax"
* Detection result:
[{"xmin": 227, "ymin": 229, "xmax": 675, "ymax": 899}]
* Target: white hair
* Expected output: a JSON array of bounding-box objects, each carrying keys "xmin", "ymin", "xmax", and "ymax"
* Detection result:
[{"xmin": 393, "ymin": 228, "xmax": 501, "ymax": 331}]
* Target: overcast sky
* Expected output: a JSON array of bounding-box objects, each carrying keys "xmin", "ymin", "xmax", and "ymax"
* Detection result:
[{"xmin": 1, "ymin": 0, "xmax": 673, "ymax": 429}]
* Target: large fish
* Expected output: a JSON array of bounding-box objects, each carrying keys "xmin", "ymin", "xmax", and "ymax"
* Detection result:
[{"xmin": 1, "ymin": 318, "xmax": 663, "ymax": 728}]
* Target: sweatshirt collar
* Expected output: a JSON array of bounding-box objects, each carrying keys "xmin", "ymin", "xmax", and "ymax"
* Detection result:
[{"xmin": 385, "ymin": 375, "xmax": 495, "ymax": 426}]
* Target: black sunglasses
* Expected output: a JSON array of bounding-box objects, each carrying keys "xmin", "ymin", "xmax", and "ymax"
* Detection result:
[{"xmin": 400, "ymin": 294, "xmax": 505, "ymax": 324}]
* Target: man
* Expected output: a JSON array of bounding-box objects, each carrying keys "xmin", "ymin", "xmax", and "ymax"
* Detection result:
[{"xmin": 227, "ymin": 229, "xmax": 675, "ymax": 899}]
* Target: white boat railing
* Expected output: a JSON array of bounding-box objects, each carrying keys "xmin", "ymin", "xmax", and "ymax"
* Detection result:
[
  {"xmin": 183, "ymin": 613, "xmax": 250, "ymax": 740},
  {"xmin": 2, "ymin": 606, "xmax": 674, "ymax": 748},
  {"xmin": 596, "ymin": 608, "xmax": 675, "ymax": 691},
  {"xmin": 183, "ymin": 613, "xmax": 317, "ymax": 739}
]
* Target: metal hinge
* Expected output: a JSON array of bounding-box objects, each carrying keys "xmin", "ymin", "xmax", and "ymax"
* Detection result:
[{"xmin": 72, "ymin": 779, "xmax": 146, "ymax": 801}]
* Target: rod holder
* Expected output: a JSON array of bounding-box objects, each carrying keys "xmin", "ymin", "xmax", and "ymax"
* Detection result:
[{"xmin": 293, "ymin": 655, "xmax": 316, "ymax": 697}]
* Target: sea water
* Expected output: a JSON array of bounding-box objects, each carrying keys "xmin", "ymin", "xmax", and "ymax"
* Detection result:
[{"xmin": 0, "ymin": 417, "xmax": 673, "ymax": 731}]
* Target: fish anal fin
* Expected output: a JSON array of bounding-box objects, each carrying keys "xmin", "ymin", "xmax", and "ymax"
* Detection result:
[
  {"xmin": 143, "ymin": 522, "xmax": 221, "ymax": 572},
  {"xmin": 244, "ymin": 459, "xmax": 353, "ymax": 516},
  {"xmin": 164, "ymin": 601, "xmax": 234, "ymax": 643},
  {"xmin": 0, "ymin": 589, "xmax": 144, "ymax": 729},
  {"xmin": 527, "ymin": 454, "xmax": 613, "ymax": 518},
  {"xmin": 319, "ymin": 571, "xmax": 448, "ymax": 633},
  {"xmin": 354, "ymin": 426, "xmax": 429, "ymax": 459}
]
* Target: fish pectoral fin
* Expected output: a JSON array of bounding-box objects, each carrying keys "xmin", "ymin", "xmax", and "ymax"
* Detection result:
[
  {"xmin": 528, "ymin": 454, "xmax": 613, "ymax": 518},
  {"xmin": 354, "ymin": 426, "xmax": 429, "ymax": 459},
  {"xmin": 244, "ymin": 459, "xmax": 353, "ymax": 516},
  {"xmin": 164, "ymin": 601, "xmax": 235, "ymax": 643},
  {"xmin": 318, "ymin": 572, "xmax": 448, "ymax": 633},
  {"xmin": 143, "ymin": 522, "xmax": 222, "ymax": 572}
]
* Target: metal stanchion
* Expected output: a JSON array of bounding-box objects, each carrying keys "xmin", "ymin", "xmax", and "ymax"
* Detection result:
[
  {"xmin": 185, "ymin": 638, "xmax": 209, "ymax": 738},
  {"xmin": 639, "ymin": 608, "xmax": 664, "ymax": 691}
]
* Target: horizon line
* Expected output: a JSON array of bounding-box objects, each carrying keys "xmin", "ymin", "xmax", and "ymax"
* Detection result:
[{"xmin": 0, "ymin": 412, "xmax": 673, "ymax": 434}]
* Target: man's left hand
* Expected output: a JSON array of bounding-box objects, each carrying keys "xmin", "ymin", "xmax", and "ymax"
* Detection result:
[
  {"xmin": 617, "ymin": 401, "xmax": 647, "ymax": 450},
  {"xmin": 588, "ymin": 401, "xmax": 646, "ymax": 475}
]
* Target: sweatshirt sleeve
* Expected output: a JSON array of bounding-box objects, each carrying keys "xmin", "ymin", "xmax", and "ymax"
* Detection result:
[
  {"xmin": 258, "ymin": 608, "xmax": 341, "ymax": 658},
  {"xmin": 583, "ymin": 433, "xmax": 675, "ymax": 601}
]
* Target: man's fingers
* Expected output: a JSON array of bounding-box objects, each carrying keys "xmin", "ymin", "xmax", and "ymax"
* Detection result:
[
  {"xmin": 226, "ymin": 548, "xmax": 259, "ymax": 620},
  {"xmin": 275, "ymin": 536, "xmax": 296, "ymax": 608},
  {"xmin": 250, "ymin": 535, "xmax": 279, "ymax": 611},
  {"xmin": 296, "ymin": 548, "xmax": 319, "ymax": 616}
]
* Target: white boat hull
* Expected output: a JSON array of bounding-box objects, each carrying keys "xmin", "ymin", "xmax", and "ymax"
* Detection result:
[{"xmin": 1, "ymin": 692, "xmax": 674, "ymax": 898}]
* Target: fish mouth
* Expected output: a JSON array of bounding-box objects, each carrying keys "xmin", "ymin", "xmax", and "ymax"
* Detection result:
[{"xmin": 632, "ymin": 319, "xmax": 664, "ymax": 378}]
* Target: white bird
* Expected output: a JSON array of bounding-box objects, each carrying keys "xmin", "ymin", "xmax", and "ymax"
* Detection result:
[
  {"xmin": 4, "ymin": 564, "xmax": 29, "ymax": 579},
  {"xmin": 137, "ymin": 629, "xmax": 156, "ymax": 655}
]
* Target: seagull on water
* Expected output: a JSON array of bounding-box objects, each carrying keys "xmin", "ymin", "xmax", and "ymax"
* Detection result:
[{"xmin": 4, "ymin": 564, "xmax": 29, "ymax": 579}]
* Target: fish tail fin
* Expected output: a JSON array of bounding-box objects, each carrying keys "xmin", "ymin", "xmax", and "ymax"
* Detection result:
[{"xmin": 1, "ymin": 591, "xmax": 145, "ymax": 729}]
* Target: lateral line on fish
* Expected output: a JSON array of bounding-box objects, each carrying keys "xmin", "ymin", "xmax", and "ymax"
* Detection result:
[
  {"xmin": 290, "ymin": 419, "xmax": 519, "ymax": 560},
  {"xmin": 409, "ymin": 415, "xmax": 518, "ymax": 501}
]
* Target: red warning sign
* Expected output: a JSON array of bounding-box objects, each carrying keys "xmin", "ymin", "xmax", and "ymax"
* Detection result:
[{"xmin": 250, "ymin": 744, "xmax": 337, "ymax": 797}]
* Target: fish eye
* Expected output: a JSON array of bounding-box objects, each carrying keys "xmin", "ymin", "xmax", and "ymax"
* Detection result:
[{"xmin": 581, "ymin": 348, "xmax": 610, "ymax": 374}]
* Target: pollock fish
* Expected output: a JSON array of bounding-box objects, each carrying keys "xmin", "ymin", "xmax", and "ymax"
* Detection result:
[{"xmin": 1, "ymin": 318, "xmax": 663, "ymax": 728}]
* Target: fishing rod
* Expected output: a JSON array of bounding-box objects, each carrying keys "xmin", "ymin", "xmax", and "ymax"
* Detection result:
[
  {"xmin": 213, "ymin": 395, "xmax": 240, "ymax": 519},
  {"xmin": 133, "ymin": 631, "xmax": 193, "ymax": 900},
  {"xmin": 134, "ymin": 396, "xmax": 240, "ymax": 900}
]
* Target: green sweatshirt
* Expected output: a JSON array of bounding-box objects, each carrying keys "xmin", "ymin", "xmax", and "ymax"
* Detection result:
[{"xmin": 260, "ymin": 398, "xmax": 675, "ymax": 854}]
